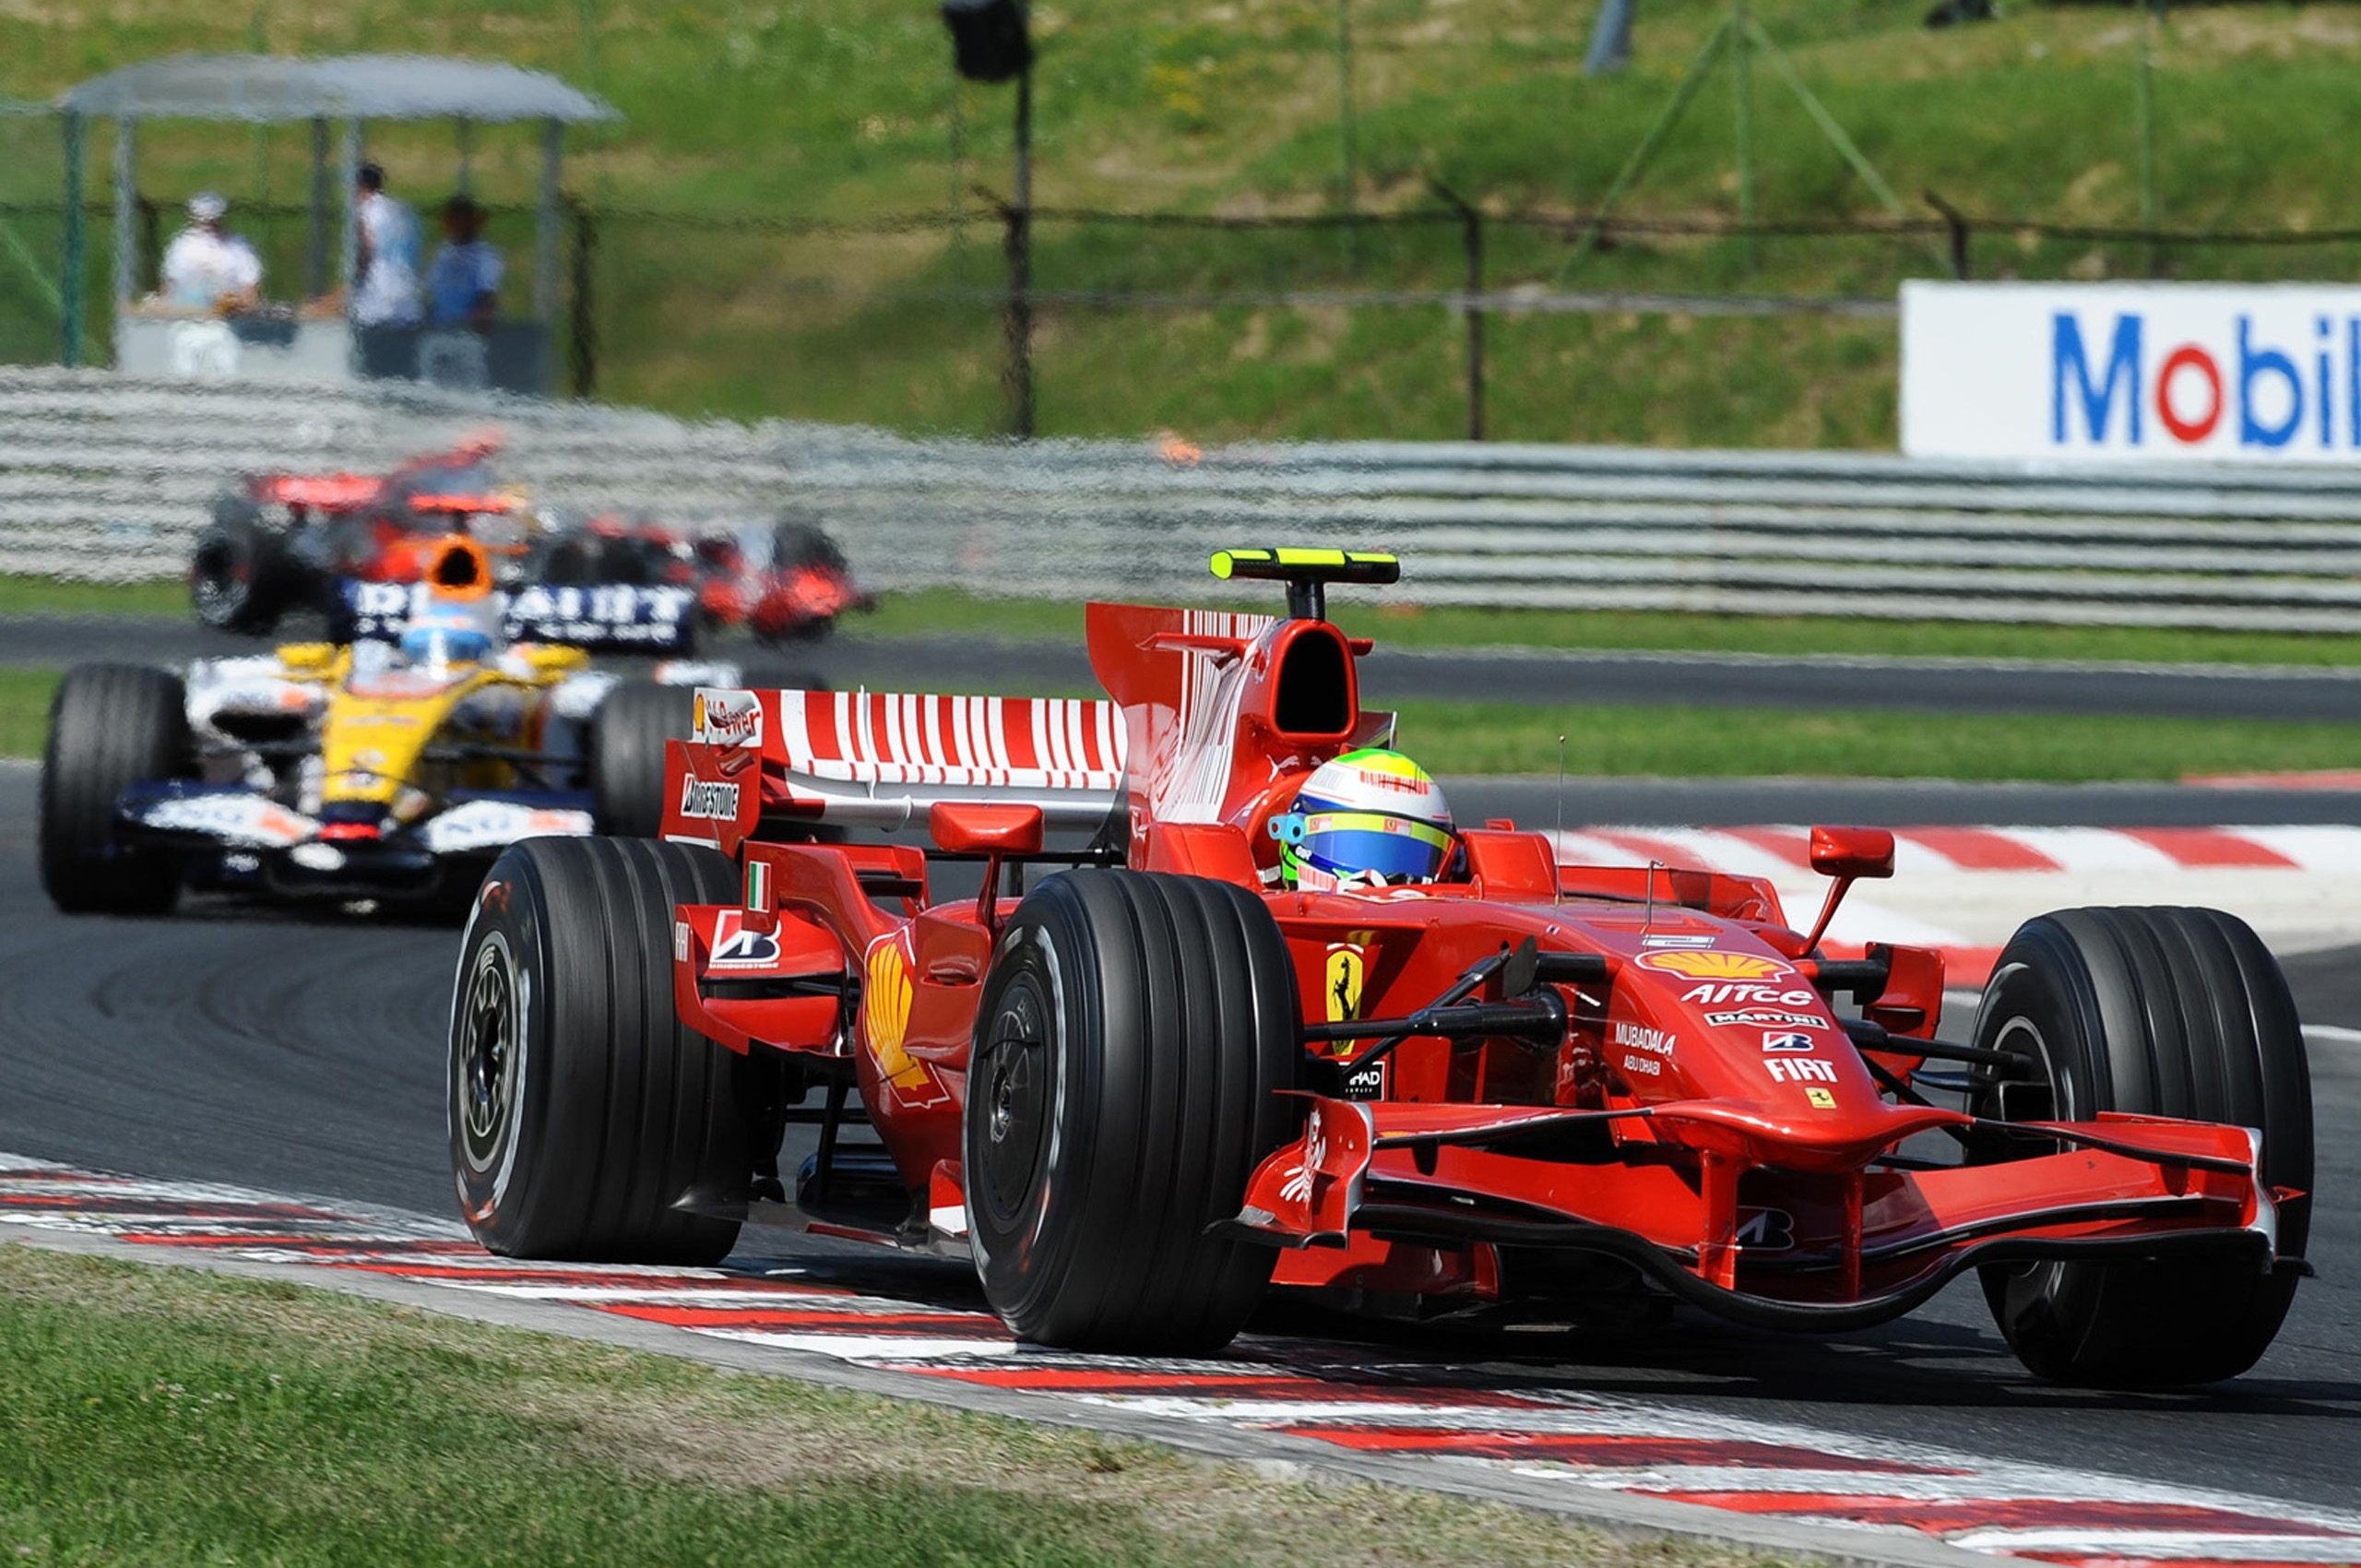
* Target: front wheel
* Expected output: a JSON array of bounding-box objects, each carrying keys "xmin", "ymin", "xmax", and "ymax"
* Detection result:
[
  {"xmin": 966, "ymin": 868, "xmax": 1300, "ymax": 1353},
  {"xmin": 39, "ymin": 664, "xmax": 190, "ymax": 915},
  {"xmin": 449, "ymin": 837, "xmax": 746, "ymax": 1264},
  {"xmin": 1970, "ymin": 906, "xmax": 2311, "ymax": 1388}
]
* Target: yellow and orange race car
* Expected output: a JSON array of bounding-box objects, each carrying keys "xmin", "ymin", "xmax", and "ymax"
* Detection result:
[{"xmin": 41, "ymin": 540, "xmax": 728, "ymax": 918}]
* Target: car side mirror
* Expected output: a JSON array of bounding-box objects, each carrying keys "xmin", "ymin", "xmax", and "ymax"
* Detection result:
[
  {"xmin": 930, "ymin": 802, "xmax": 1044, "ymax": 858},
  {"xmin": 932, "ymin": 802, "xmax": 1044, "ymax": 939},
  {"xmin": 1809, "ymin": 826, "xmax": 1895, "ymax": 882}
]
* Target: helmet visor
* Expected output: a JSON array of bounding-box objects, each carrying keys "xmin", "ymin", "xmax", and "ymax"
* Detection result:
[{"xmin": 1297, "ymin": 810, "xmax": 1453, "ymax": 885}]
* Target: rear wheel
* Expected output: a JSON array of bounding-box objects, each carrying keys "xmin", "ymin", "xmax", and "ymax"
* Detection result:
[
  {"xmin": 1970, "ymin": 906, "xmax": 2311, "ymax": 1388},
  {"xmin": 588, "ymin": 683, "xmax": 691, "ymax": 837},
  {"xmin": 189, "ymin": 496, "xmax": 297, "ymax": 635},
  {"xmin": 39, "ymin": 664, "xmax": 190, "ymax": 915},
  {"xmin": 449, "ymin": 836, "xmax": 745, "ymax": 1264},
  {"xmin": 966, "ymin": 868, "xmax": 1299, "ymax": 1352}
]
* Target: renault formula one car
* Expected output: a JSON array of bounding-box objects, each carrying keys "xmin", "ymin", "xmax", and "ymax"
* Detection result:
[
  {"xmin": 42, "ymin": 540, "xmax": 727, "ymax": 918},
  {"xmin": 448, "ymin": 550, "xmax": 2313, "ymax": 1388},
  {"xmin": 190, "ymin": 438, "xmax": 866, "ymax": 646}
]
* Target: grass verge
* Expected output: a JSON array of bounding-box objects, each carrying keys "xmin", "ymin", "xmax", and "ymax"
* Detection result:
[
  {"xmin": 864, "ymin": 588, "xmax": 2361, "ymax": 669},
  {"xmin": 0, "ymin": 670, "xmax": 57, "ymax": 761},
  {"xmin": 2, "ymin": 663, "xmax": 2355, "ymax": 780},
  {"xmin": 1391, "ymin": 700, "xmax": 2361, "ymax": 781},
  {"xmin": 0, "ymin": 1243, "xmax": 1787, "ymax": 1568},
  {"xmin": 17, "ymin": 577, "xmax": 2361, "ymax": 670},
  {"xmin": 0, "ymin": 577, "xmax": 186, "ymax": 620}
]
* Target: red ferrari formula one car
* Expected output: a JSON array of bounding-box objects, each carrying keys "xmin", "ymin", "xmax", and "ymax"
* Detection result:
[
  {"xmin": 449, "ymin": 551, "xmax": 2312, "ymax": 1387},
  {"xmin": 192, "ymin": 438, "xmax": 864, "ymax": 645}
]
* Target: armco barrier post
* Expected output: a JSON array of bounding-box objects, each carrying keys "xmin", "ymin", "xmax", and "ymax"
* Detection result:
[{"xmin": 60, "ymin": 112, "xmax": 85, "ymax": 367}]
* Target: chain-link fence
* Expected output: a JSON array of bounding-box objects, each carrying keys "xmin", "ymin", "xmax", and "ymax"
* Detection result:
[{"xmin": 14, "ymin": 176, "xmax": 2361, "ymax": 443}]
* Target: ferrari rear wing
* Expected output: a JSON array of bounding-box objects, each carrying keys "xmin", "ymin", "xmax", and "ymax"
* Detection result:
[{"xmin": 662, "ymin": 688, "xmax": 1128, "ymax": 846}]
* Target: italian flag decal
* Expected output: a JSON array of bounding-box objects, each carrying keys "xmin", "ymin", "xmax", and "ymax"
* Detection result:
[{"xmin": 744, "ymin": 858, "xmax": 770, "ymax": 914}]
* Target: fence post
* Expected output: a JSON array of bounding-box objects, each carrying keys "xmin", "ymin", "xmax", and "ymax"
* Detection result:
[
  {"xmin": 1925, "ymin": 188, "xmax": 1971, "ymax": 280},
  {"xmin": 60, "ymin": 112, "xmax": 85, "ymax": 367},
  {"xmin": 1000, "ymin": 195, "xmax": 1036, "ymax": 440},
  {"xmin": 1431, "ymin": 184, "xmax": 1486, "ymax": 442},
  {"xmin": 567, "ymin": 197, "xmax": 597, "ymax": 398}
]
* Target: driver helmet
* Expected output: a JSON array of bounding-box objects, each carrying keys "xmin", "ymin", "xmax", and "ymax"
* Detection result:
[
  {"xmin": 397, "ymin": 589, "xmax": 501, "ymax": 670},
  {"xmin": 1269, "ymin": 748, "xmax": 1455, "ymax": 892}
]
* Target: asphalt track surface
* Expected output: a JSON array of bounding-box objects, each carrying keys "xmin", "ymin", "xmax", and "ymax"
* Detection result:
[
  {"xmin": 1, "ymin": 765, "xmax": 2356, "ymax": 1518},
  {"xmin": 13, "ymin": 612, "xmax": 2361, "ymax": 723}
]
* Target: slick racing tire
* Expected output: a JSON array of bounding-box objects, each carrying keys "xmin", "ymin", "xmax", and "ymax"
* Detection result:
[
  {"xmin": 966, "ymin": 868, "xmax": 1299, "ymax": 1353},
  {"xmin": 39, "ymin": 664, "xmax": 190, "ymax": 916},
  {"xmin": 1969, "ymin": 907, "xmax": 2312, "ymax": 1388},
  {"xmin": 589, "ymin": 683, "xmax": 691, "ymax": 838},
  {"xmin": 189, "ymin": 496, "xmax": 299, "ymax": 635},
  {"xmin": 450, "ymin": 836, "xmax": 746, "ymax": 1265}
]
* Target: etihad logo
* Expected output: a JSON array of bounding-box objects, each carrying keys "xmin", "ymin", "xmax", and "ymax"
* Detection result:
[{"xmin": 1637, "ymin": 950, "xmax": 1790, "ymax": 980}]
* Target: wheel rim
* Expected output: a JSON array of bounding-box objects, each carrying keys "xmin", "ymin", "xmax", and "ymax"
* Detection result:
[
  {"xmin": 457, "ymin": 933, "xmax": 521, "ymax": 1173},
  {"xmin": 974, "ymin": 973, "xmax": 1052, "ymax": 1230},
  {"xmin": 1975, "ymin": 995, "xmax": 2068, "ymax": 1291}
]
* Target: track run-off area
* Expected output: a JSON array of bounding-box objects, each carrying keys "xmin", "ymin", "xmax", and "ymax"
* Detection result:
[{"xmin": 5, "ymin": 756, "xmax": 2361, "ymax": 1564}]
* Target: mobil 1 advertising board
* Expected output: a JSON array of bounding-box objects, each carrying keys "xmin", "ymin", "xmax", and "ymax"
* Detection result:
[{"xmin": 1901, "ymin": 280, "xmax": 2361, "ymax": 464}]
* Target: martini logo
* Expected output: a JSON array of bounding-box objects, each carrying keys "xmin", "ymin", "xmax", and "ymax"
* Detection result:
[
  {"xmin": 1638, "ymin": 950, "xmax": 1789, "ymax": 980},
  {"xmin": 676, "ymin": 777, "xmax": 741, "ymax": 822},
  {"xmin": 691, "ymin": 687, "xmax": 764, "ymax": 748},
  {"xmin": 1324, "ymin": 943, "xmax": 1368, "ymax": 1025},
  {"xmin": 1705, "ymin": 1008, "xmax": 1821, "ymax": 1029},
  {"xmin": 707, "ymin": 909, "xmax": 780, "ymax": 971},
  {"xmin": 863, "ymin": 939, "xmax": 948, "ymax": 1107}
]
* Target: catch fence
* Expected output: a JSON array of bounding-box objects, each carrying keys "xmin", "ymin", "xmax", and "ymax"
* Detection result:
[{"xmin": 17, "ymin": 195, "xmax": 2361, "ymax": 445}]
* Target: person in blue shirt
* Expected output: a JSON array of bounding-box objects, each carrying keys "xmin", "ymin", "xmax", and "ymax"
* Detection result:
[{"xmin": 425, "ymin": 196, "xmax": 503, "ymax": 332}]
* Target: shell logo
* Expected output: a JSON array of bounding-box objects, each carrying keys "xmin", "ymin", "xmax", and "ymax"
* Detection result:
[
  {"xmin": 862, "ymin": 939, "xmax": 943, "ymax": 1104},
  {"xmin": 1637, "ymin": 949, "xmax": 1791, "ymax": 980}
]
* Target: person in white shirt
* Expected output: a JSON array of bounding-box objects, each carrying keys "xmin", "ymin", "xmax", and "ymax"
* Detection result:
[
  {"xmin": 158, "ymin": 192, "xmax": 262, "ymax": 315},
  {"xmin": 425, "ymin": 196, "xmax": 503, "ymax": 333},
  {"xmin": 351, "ymin": 161, "xmax": 421, "ymax": 328}
]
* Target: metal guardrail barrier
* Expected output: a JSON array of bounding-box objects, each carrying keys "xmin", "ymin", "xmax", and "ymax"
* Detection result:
[{"xmin": 7, "ymin": 366, "xmax": 2361, "ymax": 631}]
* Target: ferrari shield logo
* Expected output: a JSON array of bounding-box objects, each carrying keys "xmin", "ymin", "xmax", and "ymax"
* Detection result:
[{"xmin": 1324, "ymin": 944, "xmax": 1367, "ymax": 1026}]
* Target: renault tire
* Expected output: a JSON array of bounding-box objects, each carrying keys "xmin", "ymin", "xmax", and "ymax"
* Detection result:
[
  {"xmin": 1970, "ymin": 906, "xmax": 2311, "ymax": 1388},
  {"xmin": 39, "ymin": 664, "xmax": 190, "ymax": 916},
  {"xmin": 966, "ymin": 868, "xmax": 1299, "ymax": 1352},
  {"xmin": 588, "ymin": 683, "xmax": 691, "ymax": 837},
  {"xmin": 450, "ymin": 836, "xmax": 745, "ymax": 1264}
]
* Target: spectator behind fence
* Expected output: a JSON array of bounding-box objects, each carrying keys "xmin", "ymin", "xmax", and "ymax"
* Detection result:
[
  {"xmin": 158, "ymin": 192, "xmax": 262, "ymax": 315},
  {"xmin": 426, "ymin": 196, "xmax": 502, "ymax": 333},
  {"xmin": 351, "ymin": 160, "xmax": 421, "ymax": 327}
]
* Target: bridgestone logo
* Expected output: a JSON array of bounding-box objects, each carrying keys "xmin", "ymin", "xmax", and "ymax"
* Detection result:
[{"xmin": 677, "ymin": 778, "xmax": 741, "ymax": 821}]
